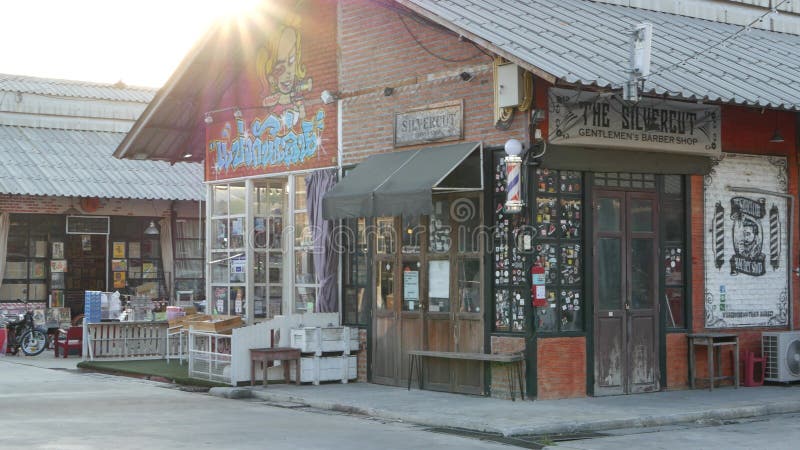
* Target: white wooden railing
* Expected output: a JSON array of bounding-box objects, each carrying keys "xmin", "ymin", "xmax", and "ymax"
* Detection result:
[{"xmin": 84, "ymin": 321, "xmax": 171, "ymax": 360}]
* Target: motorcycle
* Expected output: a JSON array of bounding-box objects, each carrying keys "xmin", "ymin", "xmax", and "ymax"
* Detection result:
[{"xmin": 2, "ymin": 303, "xmax": 47, "ymax": 356}]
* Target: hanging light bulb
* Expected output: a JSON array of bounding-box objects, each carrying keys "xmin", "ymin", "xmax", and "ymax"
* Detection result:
[{"xmin": 144, "ymin": 220, "xmax": 160, "ymax": 235}]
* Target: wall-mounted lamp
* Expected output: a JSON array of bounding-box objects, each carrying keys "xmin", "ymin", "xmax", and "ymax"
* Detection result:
[
  {"xmin": 320, "ymin": 90, "xmax": 338, "ymax": 105},
  {"xmin": 233, "ymin": 108, "xmax": 243, "ymax": 119},
  {"xmin": 769, "ymin": 129, "xmax": 785, "ymax": 143},
  {"xmin": 769, "ymin": 110, "xmax": 784, "ymax": 143},
  {"xmin": 504, "ymin": 138, "xmax": 525, "ymax": 214},
  {"xmin": 459, "ymin": 71, "xmax": 474, "ymax": 82},
  {"xmin": 204, "ymin": 114, "xmax": 213, "ymax": 125},
  {"xmin": 183, "ymin": 152, "xmax": 193, "ymax": 159},
  {"xmin": 383, "ymin": 87, "xmax": 394, "ymax": 97}
]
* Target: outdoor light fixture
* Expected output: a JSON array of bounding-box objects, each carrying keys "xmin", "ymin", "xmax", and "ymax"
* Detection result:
[
  {"xmin": 320, "ymin": 90, "xmax": 338, "ymax": 105},
  {"xmin": 204, "ymin": 114, "xmax": 213, "ymax": 124},
  {"xmin": 183, "ymin": 152, "xmax": 193, "ymax": 159},
  {"xmin": 144, "ymin": 220, "xmax": 160, "ymax": 235},
  {"xmin": 233, "ymin": 108, "xmax": 243, "ymax": 119},
  {"xmin": 769, "ymin": 111, "xmax": 785, "ymax": 143},
  {"xmin": 504, "ymin": 138, "xmax": 525, "ymax": 214},
  {"xmin": 459, "ymin": 71, "xmax": 474, "ymax": 81}
]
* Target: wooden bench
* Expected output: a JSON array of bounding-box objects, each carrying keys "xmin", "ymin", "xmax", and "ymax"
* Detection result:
[{"xmin": 407, "ymin": 350, "xmax": 525, "ymax": 400}]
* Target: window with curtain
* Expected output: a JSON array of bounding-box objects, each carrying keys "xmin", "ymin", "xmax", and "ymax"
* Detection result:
[{"xmin": 174, "ymin": 217, "xmax": 206, "ymax": 303}]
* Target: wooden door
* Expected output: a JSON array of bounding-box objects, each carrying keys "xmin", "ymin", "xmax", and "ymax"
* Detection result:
[
  {"xmin": 424, "ymin": 194, "xmax": 484, "ymax": 394},
  {"xmin": 593, "ymin": 190, "xmax": 659, "ymax": 395},
  {"xmin": 399, "ymin": 216, "xmax": 424, "ymax": 388},
  {"xmin": 372, "ymin": 217, "xmax": 400, "ymax": 386}
]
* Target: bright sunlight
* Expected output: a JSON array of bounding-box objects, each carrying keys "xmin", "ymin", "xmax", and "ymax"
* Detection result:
[{"xmin": 0, "ymin": 0, "xmax": 264, "ymax": 87}]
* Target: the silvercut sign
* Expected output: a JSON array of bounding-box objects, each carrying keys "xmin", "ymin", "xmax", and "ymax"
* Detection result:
[
  {"xmin": 394, "ymin": 101, "xmax": 463, "ymax": 147},
  {"xmin": 548, "ymin": 88, "xmax": 721, "ymax": 156}
]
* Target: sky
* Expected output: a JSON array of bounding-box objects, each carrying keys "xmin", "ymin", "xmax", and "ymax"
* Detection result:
[{"xmin": 0, "ymin": 0, "xmax": 262, "ymax": 88}]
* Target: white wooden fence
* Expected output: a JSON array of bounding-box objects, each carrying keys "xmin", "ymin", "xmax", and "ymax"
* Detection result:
[{"xmin": 84, "ymin": 321, "xmax": 172, "ymax": 360}]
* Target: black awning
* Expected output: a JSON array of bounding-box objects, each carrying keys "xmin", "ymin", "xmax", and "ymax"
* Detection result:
[
  {"xmin": 541, "ymin": 145, "xmax": 712, "ymax": 175},
  {"xmin": 322, "ymin": 142, "xmax": 482, "ymax": 219}
]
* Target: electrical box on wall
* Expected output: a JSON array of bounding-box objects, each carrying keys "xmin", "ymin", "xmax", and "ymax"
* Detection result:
[{"xmin": 497, "ymin": 63, "xmax": 524, "ymax": 108}]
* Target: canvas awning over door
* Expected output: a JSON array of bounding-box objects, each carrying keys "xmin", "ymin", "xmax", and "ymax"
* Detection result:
[{"xmin": 322, "ymin": 142, "xmax": 482, "ymax": 220}]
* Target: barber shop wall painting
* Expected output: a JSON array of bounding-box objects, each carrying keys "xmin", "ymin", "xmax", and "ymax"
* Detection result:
[{"xmin": 704, "ymin": 154, "xmax": 788, "ymax": 328}]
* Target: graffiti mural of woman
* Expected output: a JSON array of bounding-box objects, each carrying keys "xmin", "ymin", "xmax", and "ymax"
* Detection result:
[{"xmin": 256, "ymin": 14, "xmax": 313, "ymax": 128}]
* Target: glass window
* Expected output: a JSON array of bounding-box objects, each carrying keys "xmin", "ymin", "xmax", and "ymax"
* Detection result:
[
  {"xmin": 524, "ymin": 166, "xmax": 584, "ymax": 334},
  {"xmin": 428, "ymin": 259, "xmax": 450, "ymax": 312},
  {"xmin": 377, "ymin": 261, "xmax": 394, "ymax": 311},
  {"xmin": 429, "ymin": 199, "xmax": 451, "ymax": 253},
  {"xmin": 343, "ymin": 218, "xmax": 368, "ymax": 326},
  {"xmin": 229, "ymin": 184, "xmax": 246, "ymax": 215},
  {"xmin": 402, "ymin": 216, "xmax": 422, "ymax": 254},
  {"xmin": 458, "ymin": 258, "xmax": 480, "ymax": 313},
  {"xmin": 376, "ymin": 217, "xmax": 395, "ymax": 255}
]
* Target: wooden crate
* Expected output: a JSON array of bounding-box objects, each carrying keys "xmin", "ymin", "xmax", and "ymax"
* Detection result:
[
  {"xmin": 188, "ymin": 315, "xmax": 243, "ymax": 334},
  {"xmin": 290, "ymin": 355, "xmax": 357, "ymax": 384},
  {"xmin": 290, "ymin": 327, "xmax": 359, "ymax": 354},
  {"xmin": 168, "ymin": 313, "xmax": 211, "ymax": 330}
]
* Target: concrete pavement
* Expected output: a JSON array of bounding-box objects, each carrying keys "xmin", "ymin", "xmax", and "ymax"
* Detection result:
[
  {"xmin": 7, "ymin": 352, "xmax": 800, "ymax": 439},
  {"xmin": 211, "ymin": 381, "xmax": 800, "ymax": 437}
]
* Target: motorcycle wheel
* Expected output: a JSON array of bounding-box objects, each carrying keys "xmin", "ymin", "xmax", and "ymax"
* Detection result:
[{"xmin": 20, "ymin": 329, "xmax": 47, "ymax": 356}]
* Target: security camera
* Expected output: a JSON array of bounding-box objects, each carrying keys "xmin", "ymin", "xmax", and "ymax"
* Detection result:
[{"xmin": 321, "ymin": 90, "xmax": 337, "ymax": 105}]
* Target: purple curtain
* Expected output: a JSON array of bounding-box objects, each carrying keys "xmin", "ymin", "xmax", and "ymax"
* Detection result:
[{"xmin": 306, "ymin": 169, "xmax": 339, "ymax": 312}]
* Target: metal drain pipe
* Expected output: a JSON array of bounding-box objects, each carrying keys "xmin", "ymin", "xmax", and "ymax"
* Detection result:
[{"xmin": 727, "ymin": 185, "xmax": 795, "ymax": 330}]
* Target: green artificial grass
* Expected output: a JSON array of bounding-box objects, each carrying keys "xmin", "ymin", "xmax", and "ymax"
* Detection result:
[{"xmin": 77, "ymin": 359, "xmax": 228, "ymax": 388}]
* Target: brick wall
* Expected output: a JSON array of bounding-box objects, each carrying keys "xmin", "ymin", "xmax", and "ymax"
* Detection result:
[
  {"xmin": 339, "ymin": 0, "xmax": 527, "ymax": 164},
  {"xmin": 666, "ymin": 333, "xmax": 688, "ymax": 389},
  {"xmin": 489, "ymin": 335, "xmax": 525, "ymax": 399},
  {"xmin": 536, "ymin": 337, "xmax": 586, "ymax": 399}
]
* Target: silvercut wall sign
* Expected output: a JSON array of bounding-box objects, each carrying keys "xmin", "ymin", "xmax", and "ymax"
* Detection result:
[
  {"xmin": 548, "ymin": 87, "xmax": 721, "ymax": 156},
  {"xmin": 394, "ymin": 101, "xmax": 463, "ymax": 147}
]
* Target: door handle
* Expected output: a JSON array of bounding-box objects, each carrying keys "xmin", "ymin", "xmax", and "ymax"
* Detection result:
[{"xmin": 624, "ymin": 302, "xmax": 630, "ymax": 311}]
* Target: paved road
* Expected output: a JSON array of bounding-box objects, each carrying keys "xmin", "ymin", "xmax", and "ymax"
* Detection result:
[
  {"xmin": 0, "ymin": 359, "xmax": 511, "ymax": 450},
  {"xmin": 548, "ymin": 413, "xmax": 800, "ymax": 450}
]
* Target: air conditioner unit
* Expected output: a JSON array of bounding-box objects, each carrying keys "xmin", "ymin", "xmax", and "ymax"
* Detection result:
[{"xmin": 762, "ymin": 331, "xmax": 800, "ymax": 382}]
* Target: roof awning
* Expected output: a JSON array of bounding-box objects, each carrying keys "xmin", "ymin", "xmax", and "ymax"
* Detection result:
[
  {"xmin": 541, "ymin": 145, "xmax": 712, "ymax": 175},
  {"xmin": 323, "ymin": 142, "xmax": 483, "ymax": 220}
]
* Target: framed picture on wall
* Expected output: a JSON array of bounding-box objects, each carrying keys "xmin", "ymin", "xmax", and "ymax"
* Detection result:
[
  {"xmin": 51, "ymin": 242, "xmax": 64, "ymax": 259},
  {"xmin": 111, "ymin": 259, "xmax": 128, "ymax": 272},
  {"xmin": 129, "ymin": 242, "xmax": 141, "ymax": 259},
  {"xmin": 113, "ymin": 242, "xmax": 126, "ymax": 258},
  {"xmin": 50, "ymin": 260, "xmax": 67, "ymax": 273},
  {"xmin": 113, "ymin": 271, "xmax": 126, "ymax": 288}
]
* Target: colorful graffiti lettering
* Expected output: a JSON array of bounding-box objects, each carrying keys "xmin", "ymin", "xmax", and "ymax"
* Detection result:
[{"xmin": 209, "ymin": 109, "xmax": 325, "ymax": 172}]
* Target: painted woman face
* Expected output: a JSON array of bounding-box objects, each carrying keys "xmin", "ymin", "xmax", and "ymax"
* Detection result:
[{"xmin": 270, "ymin": 28, "xmax": 298, "ymax": 96}]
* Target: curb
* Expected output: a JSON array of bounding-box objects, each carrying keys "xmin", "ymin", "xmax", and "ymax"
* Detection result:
[{"xmin": 209, "ymin": 387, "xmax": 800, "ymax": 437}]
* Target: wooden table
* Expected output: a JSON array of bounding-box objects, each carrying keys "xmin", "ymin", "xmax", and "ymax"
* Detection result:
[
  {"xmin": 688, "ymin": 333, "xmax": 739, "ymax": 391},
  {"xmin": 250, "ymin": 347, "xmax": 301, "ymax": 387},
  {"xmin": 407, "ymin": 350, "xmax": 525, "ymax": 400}
]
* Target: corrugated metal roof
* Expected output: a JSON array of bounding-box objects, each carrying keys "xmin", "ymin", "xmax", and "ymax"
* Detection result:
[
  {"xmin": 0, "ymin": 124, "xmax": 204, "ymax": 201},
  {"xmin": 0, "ymin": 73, "xmax": 156, "ymax": 103},
  {"xmin": 402, "ymin": 0, "xmax": 800, "ymax": 110}
]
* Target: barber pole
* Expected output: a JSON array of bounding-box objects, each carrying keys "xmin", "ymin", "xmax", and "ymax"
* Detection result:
[
  {"xmin": 713, "ymin": 202, "xmax": 725, "ymax": 269},
  {"xmin": 505, "ymin": 154, "xmax": 523, "ymax": 213},
  {"xmin": 770, "ymin": 204, "xmax": 780, "ymax": 270}
]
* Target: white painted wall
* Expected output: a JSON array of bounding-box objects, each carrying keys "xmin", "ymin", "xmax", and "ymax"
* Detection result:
[{"xmin": 704, "ymin": 154, "xmax": 790, "ymax": 327}]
